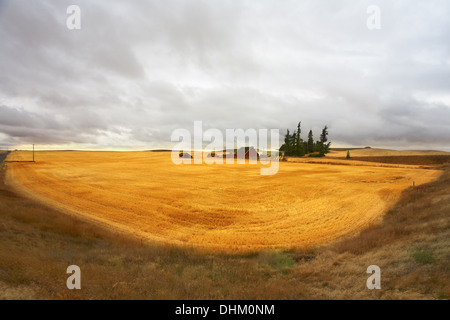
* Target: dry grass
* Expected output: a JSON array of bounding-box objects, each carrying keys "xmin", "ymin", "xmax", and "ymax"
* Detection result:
[
  {"xmin": 0, "ymin": 152, "xmax": 448, "ymax": 300},
  {"xmin": 5, "ymin": 151, "xmax": 441, "ymax": 252}
]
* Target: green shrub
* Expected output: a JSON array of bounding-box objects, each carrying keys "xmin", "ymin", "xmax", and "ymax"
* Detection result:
[
  {"xmin": 437, "ymin": 292, "xmax": 448, "ymax": 300},
  {"xmin": 413, "ymin": 249, "xmax": 433, "ymax": 265},
  {"xmin": 258, "ymin": 251, "xmax": 295, "ymax": 273},
  {"xmin": 308, "ymin": 153, "xmax": 324, "ymax": 158}
]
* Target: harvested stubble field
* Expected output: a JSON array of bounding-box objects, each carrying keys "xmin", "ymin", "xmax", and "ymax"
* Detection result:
[{"xmin": 5, "ymin": 150, "xmax": 442, "ymax": 252}]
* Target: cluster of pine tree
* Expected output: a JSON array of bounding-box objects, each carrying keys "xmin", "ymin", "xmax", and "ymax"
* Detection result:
[{"xmin": 280, "ymin": 122, "xmax": 331, "ymax": 157}]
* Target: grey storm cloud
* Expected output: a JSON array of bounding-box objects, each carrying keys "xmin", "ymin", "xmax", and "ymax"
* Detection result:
[{"xmin": 0, "ymin": 0, "xmax": 449, "ymax": 150}]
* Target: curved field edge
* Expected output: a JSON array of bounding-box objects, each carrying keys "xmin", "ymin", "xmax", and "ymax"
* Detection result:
[
  {"xmin": 0, "ymin": 158, "xmax": 449, "ymax": 299},
  {"xmin": 3, "ymin": 151, "xmax": 442, "ymax": 252}
]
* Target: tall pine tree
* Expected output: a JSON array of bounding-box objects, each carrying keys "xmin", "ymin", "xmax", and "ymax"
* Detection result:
[
  {"xmin": 283, "ymin": 129, "xmax": 292, "ymax": 155},
  {"xmin": 307, "ymin": 130, "xmax": 314, "ymax": 154},
  {"xmin": 295, "ymin": 122, "xmax": 305, "ymax": 156},
  {"xmin": 318, "ymin": 125, "xmax": 331, "ymax": 156},
  {"xmin": 291, "ymin": 130, "xmax": 297, "ymax": 155}
]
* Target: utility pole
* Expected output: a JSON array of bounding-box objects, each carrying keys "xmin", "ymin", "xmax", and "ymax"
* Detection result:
[{"xmin": 33, "ymin": 144, "xmax": 35, "ymax": 162}]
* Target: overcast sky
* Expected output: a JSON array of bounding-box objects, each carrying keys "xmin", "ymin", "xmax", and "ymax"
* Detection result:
[{"xmin": 0, "ymin": 0, "xmax": 449, "ymax": 150}]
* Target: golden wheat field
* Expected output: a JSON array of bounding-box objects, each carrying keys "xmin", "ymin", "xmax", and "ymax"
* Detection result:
[{"xmin": 4, "ymin": 150, "xmax": 442, "ymax": 252}]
